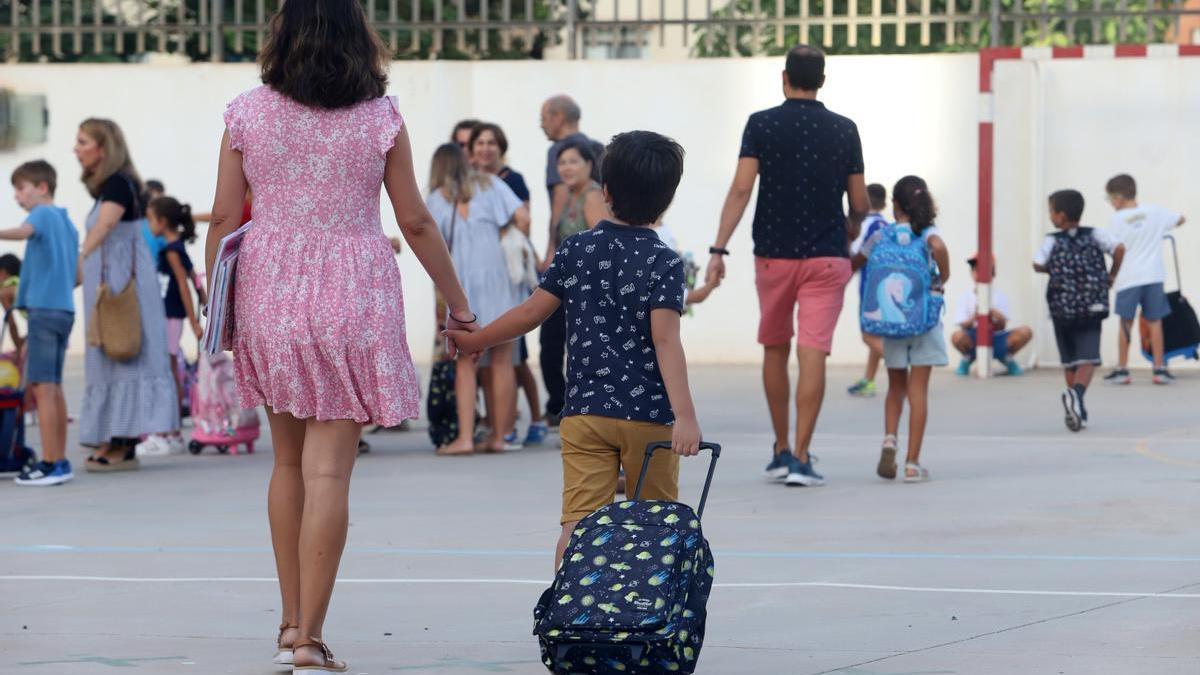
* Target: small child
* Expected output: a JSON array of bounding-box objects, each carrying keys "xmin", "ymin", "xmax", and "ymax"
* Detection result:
[
  {"xmin": 137, "ymin": 196, "xmax": 203, "ymax": 456},
  {"xmin": 1101, "ymin": 174, "xmax": 1186, "ymax": 385},
  {"xmin": 1034, "ymin": 190, "xmax": 1124, "ymax": 432},
  {"xmin": 651, "ymin": 216, "xmax": 721, "ymax": 307},
  {"xmin": 951, "ymin": 255, "xmax": 1033, "ymax": 376},
  {"xmin": 1, "ymin": 160, "xmax": 80, "ymax": 486},
  {"xmin": 853, "ymin": 176, "xmax": 948, "ymax": 483},
  {"xmin": 847, "ymin": 183, "xmax": 889, "ymax": 397},
  {"xmin": 0, "ymin": 254, "xmax": 24, "ymax": 350},
  {"xmin": 447, "ymin": 131, "xmax": 703, "ymax": 568}
]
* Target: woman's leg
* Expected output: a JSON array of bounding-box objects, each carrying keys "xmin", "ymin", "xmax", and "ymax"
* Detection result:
[
  {"xmin": 484, "ymin": 342, "xmax": 517, "ymax": 450},
  {"xmin": 906, "ymin": 367, "xmax": 932, "ymax": 465},
  {"xmin": 265, "ymin": 408, "xmax": 306, "ymax": 648},
  {"xmin": 170, "ymin": 353, "xmax": 184, "ymax": 412},
  {"xmin": 885, "ymin": 368, "xmax": 907, "ymax": 438},
  {"xmin": 480, "ymin": 365, "xmax": 496, "ymax": 445},
  {"xmin": 443, "ymin": 357, "xmax": 477, "ymax": 454},
  {"xmin": 293, "ymin": 419, "xmax": 362, "ymax": 667}
]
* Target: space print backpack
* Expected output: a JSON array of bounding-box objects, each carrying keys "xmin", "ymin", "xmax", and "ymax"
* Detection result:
[
  {"xmin": 533, "ymin": 442, "xmax": 721, "ymax": 675},
  {"xmin": 859, "ymin": 223, "xmax": 943, "ymax": 338}
]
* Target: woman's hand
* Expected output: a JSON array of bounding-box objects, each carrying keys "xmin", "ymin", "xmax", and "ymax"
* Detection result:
[
  {"xmin": 190, "ymin": 318, "xmax": 203, "ymax": 339},
  {"xmin": 442, "ymin": 328, "xmax": 483, "ymax": 359},
  {"xmin": 444, "ymin": 308, "xmax": 479, "ymax": 358}
]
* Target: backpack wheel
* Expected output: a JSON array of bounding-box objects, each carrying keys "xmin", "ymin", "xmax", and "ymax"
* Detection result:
[
  {"xmin": 187, "ymin": 440, "xmax": 204, "ymax": 455},
  {"xmin": 217, "ymin": 445, "xmax": 230, "ymax": 454}
]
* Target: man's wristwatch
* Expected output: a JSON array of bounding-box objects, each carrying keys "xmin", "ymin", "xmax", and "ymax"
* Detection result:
[{"xmin": 709, "ymin": 246, "xmax": 730, "ymax": 256}]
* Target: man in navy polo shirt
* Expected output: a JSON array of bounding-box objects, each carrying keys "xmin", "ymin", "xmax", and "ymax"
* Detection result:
[{"xmin": 707, "ymin": 44, "xmax": 869, "ymax": 488}]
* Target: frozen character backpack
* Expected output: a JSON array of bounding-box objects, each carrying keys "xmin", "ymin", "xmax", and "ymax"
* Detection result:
[{"xmin": 860, "ymin": 224, "xmax": 943, "ymax": 338}]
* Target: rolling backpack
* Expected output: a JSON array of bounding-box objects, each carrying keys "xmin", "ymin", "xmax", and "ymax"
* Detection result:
[
  {"xmin": 1045, "ymin": 228, "xmax": 1110, "ymax": 325},
  {"xmin": 533, "ymin": 442, "xmax": 721, "ymax": 675},
  {"xmin": 860, "ymin": 224, "xmax": 943, "ymax": 338}
]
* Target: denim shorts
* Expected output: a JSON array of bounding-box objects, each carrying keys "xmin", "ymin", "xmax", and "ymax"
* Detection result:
[
  {"xmin": 884, "ymin": 324, "xmax": 949, "ymax": 369},
  {"xmin": 964, "ymin": 327, "xmax": 1011, "ymax": 362},
  {"xmin": 25, "ymin": 308, "xmax": 74, "ymax": 385},
  {"xmin": 1115, "ymin": 283, "xmax": 1171, "ymax": 322}
]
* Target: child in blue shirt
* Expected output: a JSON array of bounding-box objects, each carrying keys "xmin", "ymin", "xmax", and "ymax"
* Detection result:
[
  {"xmin": 2, "ymin": 160, "xmax": 80, "ymax": 486},
  {"xmin": 447, "ymin": 131, "xmax": 703, "ymax": 568}
]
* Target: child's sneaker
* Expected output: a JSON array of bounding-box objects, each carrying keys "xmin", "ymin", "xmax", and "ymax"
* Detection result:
[
  {"xmin": 763, "ymin": 447, "xmax": 791, "ymax": 481},
  {"xmin": 523, "ymin": 422, "xmax": 549, "ymax": 447},
  {"xmin": 1061, "ymin": 388, "xmax": 1083, "ymax": 432},
  {"xmin": 784, "ymin": 455, "xmax": 826, "ymax": 487},
  {"xmin": 15, "ymin": 460, "xmax": 73, "ymax": 486},
  {"xmin": 1103, "ymin": 369, "xmax": 1132, "ymax": 385},
  {"xmin": 955, "ymin": 358, "xmax": 973, "ymax": 377},
  {"xmin": 847, "ymin": 379, "xmax": 876, "ymax": 397},
  {"xmin": 1004, "ymin": 358, "xmax": 1024, "ymax": 376},
  {"xmin": 877, "ymin": 435, "xmax": 898, "ymax": 480},
  {"xmin": 1152, "ymin": 369, "xmax": 1176, "ymax": 385},
  {"xmin": 135, "ymin": 435, "xmax": 174, "ymax": 457},
  {"xmin": 903, "ymin": 462, "xmax": 930, "ymax": 483}
]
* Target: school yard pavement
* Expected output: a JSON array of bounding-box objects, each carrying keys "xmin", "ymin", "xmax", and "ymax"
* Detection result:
[{"xmin": 2, "ymin": 361, "xmax": 1199, "ymax": 674}]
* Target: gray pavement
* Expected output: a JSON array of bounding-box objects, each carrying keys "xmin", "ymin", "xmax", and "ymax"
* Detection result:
[{"xmin": 2, "ymin": 361, "xmax": 1199, "ymax": 674}]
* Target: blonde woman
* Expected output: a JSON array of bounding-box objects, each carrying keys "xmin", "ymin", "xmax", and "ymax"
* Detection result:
[
  {"xmin": 427, "ymin": 143, "xmax": 530, "ymax": 455},
  {"xmin": 74, "ymin": 119, "xmax": 179, "ymax": 472}
]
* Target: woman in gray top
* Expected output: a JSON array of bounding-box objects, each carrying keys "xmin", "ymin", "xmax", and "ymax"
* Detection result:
[{"xmin": 426, "ymin": 144, "xmax": 530, "ymax": 455}]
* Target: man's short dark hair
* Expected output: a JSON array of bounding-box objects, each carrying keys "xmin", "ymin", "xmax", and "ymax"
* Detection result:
[
  {"xmin": 145, "ymin": 179, "xmax": 165, "ymax": 195},
  {"xmin": 11, "ymin": 160, "xmax": 56, "ymax": 196},
  {"xmin": 600, "ymin": 131, "xmax": 684, "ymax": 226},
  {"xmin": 1049, "ymin": 189, "xmax": 1085, "ymax": 222},
  {"xmin": 0, "ymin": 254, "xmax": 21, "ymax": 278},
  {"xmin": 785, "ymin": 45, "xmax": 826, "ymax": 91},
  {"xmin": 867, "ymin": 183, "xmax": 886, "ymax": 210},
  {"xmin": 1105, "ymin": 174, "xmax": 1136, "ymax": 200}
]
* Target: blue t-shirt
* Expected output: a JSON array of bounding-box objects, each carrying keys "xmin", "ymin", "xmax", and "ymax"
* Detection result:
[
  {"xmin": 141, "ymin": 219, "xmax": 166, "ymax": 262},
  {"xmin": 539, "ymin": 221, "xmax": 687, "ymax": 424},
  {"xmin": 16, "ymin": 204, "xmax": 79, "ymax": 313}
]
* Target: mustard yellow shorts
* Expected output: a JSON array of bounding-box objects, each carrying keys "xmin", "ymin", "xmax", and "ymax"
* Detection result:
[{"xmin": 559, "ymin": 415, "xmax": 680, "ymax": 525}]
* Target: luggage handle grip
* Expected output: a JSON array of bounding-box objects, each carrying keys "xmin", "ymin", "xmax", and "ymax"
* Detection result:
[
  {"xmin": 1165, "ymin": 235, "xmax": 1181, "ymax": 293},
  {"xmin": 633, "ymin": 442, "xmax": 720, "ymax": 519}
]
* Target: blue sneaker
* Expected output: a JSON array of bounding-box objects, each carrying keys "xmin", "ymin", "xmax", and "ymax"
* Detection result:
[
  {"xmin": 785, "ymin": 455, "xmax": 826, "ymax": 487},
  {"xmin": 1004, "ymin": 358, "xmax": 1024, "ymax": 376},
  {"xmin": 523, "ymin": 422, "xmax": 549, "ymax": 447},
  {"xmin": 956, "ymin": 359, "xmax": 973, "ymax": 377},
  {"xmin": 15, "ymin": 459, "xmax": 73, "ymax": 486},
  {"xmin": 764, "ymin": 448, "xmax": 791, "ymax": 481}
]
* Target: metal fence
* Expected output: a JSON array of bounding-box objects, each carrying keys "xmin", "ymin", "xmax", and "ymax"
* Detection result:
[{"xmin": 2, "ymin": 0, "xmax": 1196, "ymax": 62}]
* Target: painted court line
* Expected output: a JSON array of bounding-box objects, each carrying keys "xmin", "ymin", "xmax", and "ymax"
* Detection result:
[{"xmin": 3, "ymin": 576, "xmax": 1200, "ymax": 599}]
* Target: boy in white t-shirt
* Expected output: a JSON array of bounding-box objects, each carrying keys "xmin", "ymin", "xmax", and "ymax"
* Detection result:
[
  {"xmin": 950, "ymin": 255, "xmax": 1032, "ymax": 376},
  {"xmin": 846, "ymin": 183, "xmax": 889, "ymax": 397},
  {"xmin": 1102, "ymin": 174, "xmax": 1186, "ymax": 385}
]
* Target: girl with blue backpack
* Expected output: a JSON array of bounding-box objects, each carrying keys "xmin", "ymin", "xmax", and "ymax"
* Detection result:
[{"xmin": 852, "ymin": 176, "xmax": 950, "ymax": 483}]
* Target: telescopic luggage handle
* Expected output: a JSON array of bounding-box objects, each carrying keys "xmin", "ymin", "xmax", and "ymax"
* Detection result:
[
  {"xmin": 1165, "ymin": 235, "xmax": 1182, "ymax": 292},
  {"xmin": 633, "ymin": 442, "xmax": 721, "ymax": 519}
]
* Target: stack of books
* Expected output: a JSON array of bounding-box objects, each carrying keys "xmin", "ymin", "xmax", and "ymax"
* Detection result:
[{"xmin": 201, "ymin": 221, "xmax": 252, "ymax": 355}]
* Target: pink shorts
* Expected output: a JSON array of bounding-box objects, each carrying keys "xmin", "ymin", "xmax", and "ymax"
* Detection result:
[
  {"xmin": 166, "ymin": 318, "xmax": 184, "ymax": 356},
  {"xmin": 755, "ymin": 256, "xmax": 852, "ymax": 353}
]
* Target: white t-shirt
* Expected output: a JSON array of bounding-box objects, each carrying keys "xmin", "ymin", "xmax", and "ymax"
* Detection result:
[
  {"xmin": 850, "ymin": 212, "xmax": 889, "ymax": 256},
  {"xmin": 1105, "ymin": 204, "xmax": 1182, "ymax": 292},
  {"xmin": 1033, "ymin": 226, "xmax": 1120, "ymax": 267},
  {"xmin": 953, "ymin": 288, "xmax": 1010, "ymax": 327}
]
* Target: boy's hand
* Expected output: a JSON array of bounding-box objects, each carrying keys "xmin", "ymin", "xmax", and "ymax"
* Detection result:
[
  {"xmin": 442, "ymin": 329, "xmax": 483, "ymax": 358},
  {"xmin": 671, "ymin": 416, "xmax": 702, "ymax": 457}
]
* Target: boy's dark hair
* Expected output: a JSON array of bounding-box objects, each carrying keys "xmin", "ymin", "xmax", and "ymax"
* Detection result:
[
  {"xmin": 145, "ymin": 179, "xmax": 165, "ymax": 195},
  {"xmin": 148, "ymin": 196, "xmax": 198, "ymax": 244},
  {"xmin": 1049, "ymin": 189, "xmax": 1085, "ymax": 222},
  {"xmin": 557, "ymin": 137, "xmax": 602, "ymax": 183},
  {"xmin": 600, "ymin": 131, "xmax": 684, "ymax": 226},
  {"xmin": 468, "ymin": 122, "xmax": 508, "ymax": 156},
  {"xmin": 785, "ymin": 45, "xmax": 825, "ymax": 91},
  {"xmin": 11, "ymin": 160, "xmax": 56, "ymax": 197},
  {"xmin": 893, "ymin": 175, "xmax": 937, "ymax": 235},
  {"xmin": 259, "ymin": 0, "xmax": 389, "ymax": 109},
  {"xmin": 0, "ymin": 254, "xmax": 21, "ymax": 278},
  {"xmin": 867, "ymin": 183, "xmax": 886, "ymax": 210},
  {"xmin": 452, "ymin": 119, "xmax": 480, "ymax": 143},
  {"xmin": 1105, "ymin": 174, "xmax": 1136, "ymax": 200}
]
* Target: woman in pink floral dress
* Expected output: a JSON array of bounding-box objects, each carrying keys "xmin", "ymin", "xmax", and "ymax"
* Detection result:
[{"xmin": 204, "ymin": 1, "xmax": 474, "ymax": 671}]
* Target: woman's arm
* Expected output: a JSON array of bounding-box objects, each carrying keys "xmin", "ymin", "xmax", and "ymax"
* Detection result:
[
  {"xmin": 167, "ymin": 250, "xmax": 201, "ymax": 337},
  {"xmin": 205, "ymin": 130, "xmax": 248, "ymax": 280},
  {"xmin": 511, "ymin": 205, "xmax": 531, "ymax": 237},
  {"xmin": 583, "ymin": 190, "xmax": 606, "ymax": 229},
  {"xmin": 444, "ymin": 289, "xmax": 560, "ymax": 356},
  {"xmin": 651, "ymin": 309, "xmax": 701, "ymax": 457},
  {"xmin": 383, "ymin": 126, "xmax": 472, "ymax": 323},
  {"xmin": 80, "ymin": 202, "xmax": 127, "ymax": 259}
]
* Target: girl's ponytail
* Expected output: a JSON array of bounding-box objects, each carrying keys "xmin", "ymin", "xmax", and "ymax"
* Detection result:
[
  {"xmin": 179, "ymin": 203, "xmax": 197, "ymax": 243},
  {"xmin": 148, "ymin": 195, "xmax": 198, "ymax": 243},
  {"xmin": 893, "ymin": 175, "xmax": 937, "ymax": 236}
]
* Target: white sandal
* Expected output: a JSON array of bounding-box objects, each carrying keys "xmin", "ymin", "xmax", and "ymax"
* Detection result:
[
  {"xmin": 877, "ymin": 435, "xmax": 898, "ymax": 480},
  {"xmin": 903, "ymin": 462, "xmax": 930, "ymax": 483},
  {"xmin": 273, "ymin": 622, "xmax": 297, "ymax": 666}
]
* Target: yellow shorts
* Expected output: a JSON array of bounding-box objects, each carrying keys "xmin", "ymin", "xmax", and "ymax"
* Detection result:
[{"xmin": 559, "ymin": 415, "xmax": 680, "ymax": 525}]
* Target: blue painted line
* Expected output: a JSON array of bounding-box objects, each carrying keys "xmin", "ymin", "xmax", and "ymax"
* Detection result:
[{"xmin": 2, "ymin": 544, "xmax": 1199, "ymax": 563}]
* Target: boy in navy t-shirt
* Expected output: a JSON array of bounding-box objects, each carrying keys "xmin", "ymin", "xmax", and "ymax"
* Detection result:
[
  {"xmin": 2, "ymin": 160, "xmax": 80, "ymax": 486},
  {"xmin": 448, "ymin": 131, "xmax": 703, "ymax": 567}
]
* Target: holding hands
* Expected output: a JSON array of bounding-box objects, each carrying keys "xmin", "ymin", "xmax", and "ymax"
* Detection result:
[{"xmin": 444, "ymin": 308, "xmax": 479, "ymax": 359}]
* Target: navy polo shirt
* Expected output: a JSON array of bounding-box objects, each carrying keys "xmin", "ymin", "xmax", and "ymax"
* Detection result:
[
  {"xmin": 539, "ymin": 221, "xmax": 687, "ymax": 424},
  {"xmin": 739, "ymin": 98, "xmax": 864, "ymax": 260}
]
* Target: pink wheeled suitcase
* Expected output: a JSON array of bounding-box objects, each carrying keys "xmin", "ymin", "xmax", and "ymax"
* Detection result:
[{"xmin": 188, "ymin": 351, "xmax": 260, "ymax": 455}]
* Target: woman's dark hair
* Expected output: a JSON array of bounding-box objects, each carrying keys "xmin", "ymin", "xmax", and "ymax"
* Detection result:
[
  {"xmin": 600, "ymin": 131, "xmax": 685, "ymax": 226},
  {"xmin": 259, "ymin": 0, "xmax": 389, "ymax": 109},
  {"xmin": 453, "ymin": 119, "xmax": 481, "ymax": 144},
  {"xmin": 1049, "ymin": 189, "xmax": 1085, "ymax": 222},
  {"xmin": 0, "ymin": 254, "xmax": 21, "ymax": 278},
  {"xmin": 468, "ymin": 123, "xmax": 509, "ymax": 157},
  {"xmin": 556, "ymin": 138, "xmax": 601, "ymax": 183},
  {"xmin": 892, "ymin": 175, "xmax": 937, "ymax": 235},
  {"xmin": 148, "ymin": 196, "xmax": 197, "ymax": 244}
]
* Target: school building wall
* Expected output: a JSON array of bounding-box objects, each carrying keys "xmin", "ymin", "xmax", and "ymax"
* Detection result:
[{"xmin": 0, "ymin": 54, "xmax": 1196, "ymax": 368}]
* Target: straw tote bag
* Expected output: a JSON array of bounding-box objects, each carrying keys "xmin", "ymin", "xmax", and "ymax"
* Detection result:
[{"xmin": 87, "ymin": 181, "xmax": 143, "ymax": 362}]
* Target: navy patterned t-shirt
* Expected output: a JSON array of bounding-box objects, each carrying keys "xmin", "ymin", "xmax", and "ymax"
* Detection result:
[
  {"xmin": 739, "ymin": 98, "xmax": 864, "ymax": 260},
  {"xmin": 539, "ymin": 221, "xmax": 687, "ymax": 425}
]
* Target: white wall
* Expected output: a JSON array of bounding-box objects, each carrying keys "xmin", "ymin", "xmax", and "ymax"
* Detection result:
[{"xmin": 0, "ymin": 54, "xmax": 1194, "ymax": 367}]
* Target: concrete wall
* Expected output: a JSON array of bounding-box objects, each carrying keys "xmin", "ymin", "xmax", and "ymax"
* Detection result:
[{"xmin": 0, "ymin": 54, "xmax": 1195, "ymax": 368}]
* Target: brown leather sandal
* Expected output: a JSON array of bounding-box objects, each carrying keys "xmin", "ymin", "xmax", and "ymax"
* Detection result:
[
  {"xmin": 291, "ymin": 636, "xmax": 348, "ymax": 673},
  {"xmin": 273, "ymin": 622, "xmax": 298, "ymax": 666}
]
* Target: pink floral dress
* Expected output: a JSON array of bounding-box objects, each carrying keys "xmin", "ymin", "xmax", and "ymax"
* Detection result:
[{"xmin": 223, "ymin": 86, "xmax": 419, "ymax": 426}]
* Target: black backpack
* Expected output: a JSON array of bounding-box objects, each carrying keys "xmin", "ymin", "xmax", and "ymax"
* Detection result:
[
  {"xmin": 425, "ymin": 359, "xmax": 458, "ymax": 448},
  {"xmin": 1045, "ymin": 228, "xmax": 1111, "ymax": 324},
  {"xmin": 533, "ymin": 442, "xmax": 719, "ymax": 675}
]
